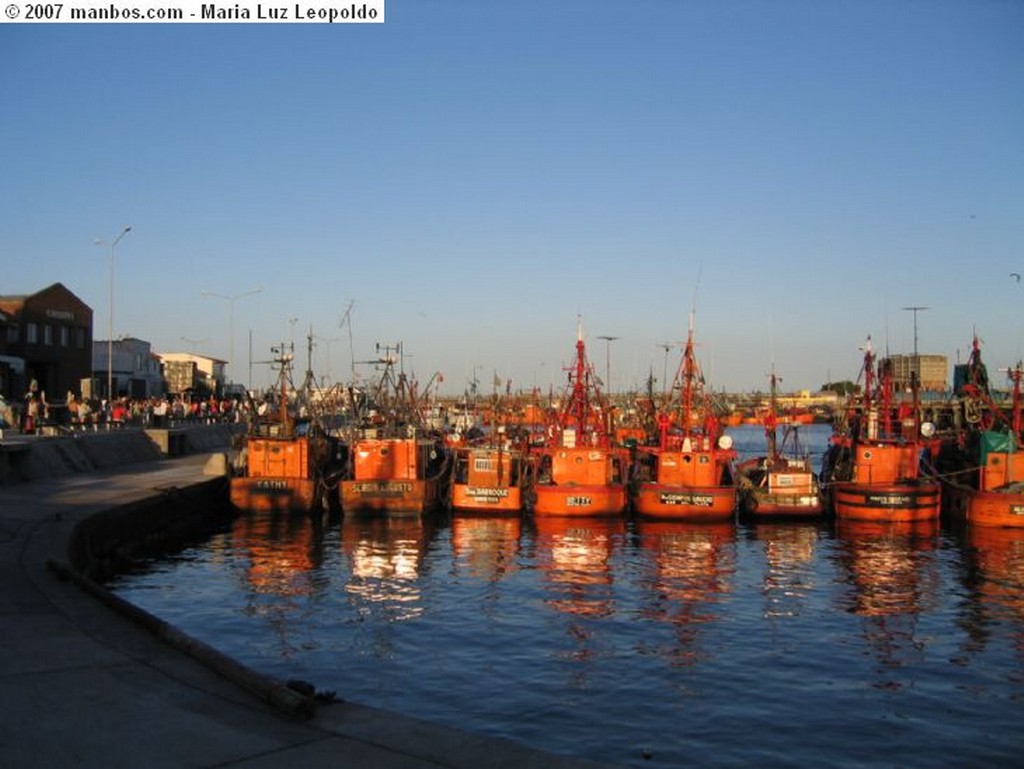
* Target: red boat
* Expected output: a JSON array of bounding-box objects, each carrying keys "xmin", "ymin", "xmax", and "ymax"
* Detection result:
[
  {"xmin": 633, "ymin": 314, "xmax": 736, "ymax": 520},
  {"xmin": 822, "ymin": 337, "xmax": 941, "ymax": 522},
  {"xmin": 938, "ymin": 335, "xmax": 1024, "ymax": 528},
  {"xmin": 531, "ymin": 323, "xmax": 629, "ymax": 517},
  {"xmin": 737, "ymin": 368, "xmax": 823, "ymax": 518},
  {"xmin": 339, "ymin": 344, "xmax": 452, "ymax": 515},
  {"xmin": 450, "ymin": 416, "xmax": 535, "ymax": 514},
  {"xmin": 230, "ymin": 346, "xmax": 337, "ymax": 515}
]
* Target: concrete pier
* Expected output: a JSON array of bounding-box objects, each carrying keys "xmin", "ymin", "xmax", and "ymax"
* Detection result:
[{"xmin": 0, "ymin": 433, "xmax": 611, "ymax": 769}]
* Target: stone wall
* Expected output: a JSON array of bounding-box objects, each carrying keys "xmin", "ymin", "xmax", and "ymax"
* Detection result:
[{"xmin": 6, "ymin": 424, "xmax": 243, "ymax": 483}]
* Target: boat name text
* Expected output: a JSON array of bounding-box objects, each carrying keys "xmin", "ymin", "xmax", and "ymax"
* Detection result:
[
  {"xmin": 255, "ymin": 480, "xmax": 289, "ymax": 491},
  {"xmin": 467, "ymin": 487, "xmax": 510, "ymax": 499},
  {"xmin": 660, "ymin": 493, "xmax": 714, "ymax": 507}
]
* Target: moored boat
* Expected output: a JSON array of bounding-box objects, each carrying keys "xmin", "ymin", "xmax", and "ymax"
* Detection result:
[
  {"xmin": 531, "ymin": 323, "xmax": 629, "ymax": 517},
  {"xmin": 450, "ymin": 424, "xmax": 535, "ymax": 514},
  {"xmin": 339, "ymin": 344, "xmax": 452, "ymax": 514},
  {"xmin": 737, "ymin": 369, "xmax": 823, "ymax": 518},
  {"xmin": 938, "ymin": 335, "xmax": 1024, "ymax": 528},
  {"xmin": 822, "ymin": 338, "xmax": 941, "ymax": 523},
  {"xmin": 230, "ymin": 346, "xmax": 338, "ymax": 515},
  {"xmin": 632, "ymin": 314, "xmax": 736, "ymax": 521}
]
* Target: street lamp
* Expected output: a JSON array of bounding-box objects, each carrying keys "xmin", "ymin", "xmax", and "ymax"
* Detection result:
[
  {"xmin": 201, "ymin": 287, "xmax": 261, "ymax": 386},
  {"xmin": 94, "ymin": 225, "xmax": 131, "ymax": 399},
  {"xmin": 597, "ymin": 335, "xmax": 619, "ymax": 394},
  {"xmin": 902, "ymin": 306, "xmax": 929, "ymax": 389}
]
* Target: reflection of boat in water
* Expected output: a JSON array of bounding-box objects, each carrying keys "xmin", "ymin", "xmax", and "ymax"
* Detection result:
[
  {"xmin": 737, "ymin": 369, "xmax": 823, "ymax": 519},
  {"xmin": 338, "ymin": 512, "xmax": 437, "ymax": 621},
  {"xmin": 634, "ymin": 519, "xmax": 735, "ymax": 667},
  {"xmin": 531, "ymin": 324, "xmax": 629, "ymax": 517},
  {"xmin": 339, "ymin": 344, "xmax": 452, "ymax": 514},
  {"xmin": 834, "ymin": 518, "xmax": 940, "ymax": 616},
  {"xmin": 230, "ymin": 345, "xmax": 339, "ymax": 515},
  {"xmin": 748, "ymin": 522, "xmax": 819, "ymax": 619},
  {"xmin": 964, "ymin": 525, "xmax": 1024, "ymax": 622},
  {"xmin": 451, "ymin": 514, "xmax": 523, "ymax": 582},
  {"xmin": 938, "ymin": 336, "xmax": 1024, "ymax": 528},
  {"xmin": 822, "ymin": 338, "xmax": 941, "ymax": 523},
  {"xmin": 633, "ymin": 314, "xmax": 736, "ymax": 520},
  {"xmin": 532, "ymin": 515, "xmax": 625, "ymax": 617}
]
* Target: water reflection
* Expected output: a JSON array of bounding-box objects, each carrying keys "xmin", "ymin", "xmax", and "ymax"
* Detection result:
[
  {"xmin": 833, "ymin": 519, "xmax": 941, "ymax": 684},
  {"xmin": 634, "ymin": 520, "xmax": 736, "ymax": 668},
  {"xmin": 451, "ymin": 514, "xmax": 523, "ymax": 583},
  {"xmin": 955, "ymin": 525, "xmax": 1024, "ymax": 660},
  {"xmin": 339, "ymin": 513, "xmax": 438, "ymax": 622},
  {"xmin": 532, "ymin": 516, "xmax": 625, "ymax": 619},
  {"xmin": 229, "ymin": 511, "xmax": 329, "ymax": 657},
  {"xmin": 748, "ymin": 522, "xmax": 819, "ymax": 619}
]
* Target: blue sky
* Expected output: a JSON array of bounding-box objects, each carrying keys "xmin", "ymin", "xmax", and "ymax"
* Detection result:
[{"xmin": 2, "ymin": 1, "xmax": 1022, "ymax": 395}]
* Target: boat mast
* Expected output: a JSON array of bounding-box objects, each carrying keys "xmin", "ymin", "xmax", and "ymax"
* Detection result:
[
  {"xmin": 557, "ymin": 319, "xmax": 607, "ymax": 447},
  {"xmin": 765, "ymin": 366, "xmax": 779, "ymax": 461}
]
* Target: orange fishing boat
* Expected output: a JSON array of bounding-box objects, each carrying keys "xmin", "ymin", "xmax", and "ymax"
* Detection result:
[
  {"xmin": 531, "ymin": 323, "xmax": 629, "ymax": 517},
  {"xmin": 339, "ymin": 344, "xmax": 452, "ymax": 514},
  {"xmin": 822, "ymin": 338, "xmax": 941, "ymax": 522},
  {"xmin": 938, "ymin": 335, "xmax": 1024, "ymax": 528},
  {"xmin": 450, "ymin": 422, "xmax": 535, "ymax": 514},
  {"xmin": 737, "ymin": 368, "xmax": 823, "ymax": 518},
  {"xmin": 230, "ymin": 346, "xmax": 338, "ymax": 515},
  {"xmin": 633, "ymin": 314, "xmax": 736, "ymax": 521}
]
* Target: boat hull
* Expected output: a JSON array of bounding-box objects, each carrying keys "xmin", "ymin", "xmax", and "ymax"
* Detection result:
[
  {"xmin": 230, "ymin": 477, "xmax": 319, "ymax": 515},
  {"xmin": 341, "ymin": 478, "xmax": 445, "ymax": 515},
  {"xmin": 532, "ymin": 483, "xmax": 628, "ymax": 516},
  {"xmin": 739, "ymin": 487, "xmax": 824, "ymax": 518},
  {"xmin": 450, "ymin": 483, "xmax": 525, "ymax": 514},
  {"xmin": 832, "ymin": 481, "xmax": 941, "ymax": 522},
  {"xmin": 944, "ymin": 484, "xmax": 1024, "ymax": 528},
  {"xmin": 633, "ymin": 483, "xmax": 736, "ymax": 521}
]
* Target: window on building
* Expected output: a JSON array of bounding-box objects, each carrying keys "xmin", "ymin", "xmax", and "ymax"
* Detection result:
[
  {"xmin": 75, "ymin": 328, "xmax": 85, "ymax": 348},
  {"xmin": 5, "ymin": 324, "xmax": 18, "ymax": 343},
  {"xmin": 43, "ymin": 325, "xmax": 53, "ymax": 346},
  {"xmin": 26, "ymin": 323, "xmax": 37, "ymax": 344},
  {"xmin": 60, "ymin": 326, "xmax": 69, "ymax": 347}
]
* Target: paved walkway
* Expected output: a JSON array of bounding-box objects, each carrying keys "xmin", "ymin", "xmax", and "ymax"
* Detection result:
[{"xmin": 0, "ymin": 454, "xmax": 611, "ymax": 769}]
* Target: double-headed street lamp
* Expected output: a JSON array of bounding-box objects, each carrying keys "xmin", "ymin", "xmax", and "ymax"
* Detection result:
[
  {"xmin": 597, "ymin": 335, "xmax": 619, "ymax": 394},
  {"xmin": 94, "ymin": 226, "xmax": 132, "ymax": 399},
  {"xmin": 201, "ymin": 287, "xmax": 261, "ymax": 387}
]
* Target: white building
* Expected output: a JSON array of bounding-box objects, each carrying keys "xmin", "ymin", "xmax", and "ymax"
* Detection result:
[{"xmin": 91, "ymin": 337, "xmax": 164, "ymax": 398}]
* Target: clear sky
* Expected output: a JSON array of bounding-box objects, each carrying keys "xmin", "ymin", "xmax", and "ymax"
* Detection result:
[{"xmin": 2, "ymin": 1, "xmax": 1022, "ymax": 396}]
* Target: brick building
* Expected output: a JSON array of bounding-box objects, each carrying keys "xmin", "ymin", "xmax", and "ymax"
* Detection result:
[{"xmin": 0, "ymin": 283, "xmax": 93, "ymax": 403}]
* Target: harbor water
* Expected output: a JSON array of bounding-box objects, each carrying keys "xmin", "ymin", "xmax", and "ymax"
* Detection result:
[{"xmin": 107, "ymin": 425, "xmax": 1023, "ymax": 767}]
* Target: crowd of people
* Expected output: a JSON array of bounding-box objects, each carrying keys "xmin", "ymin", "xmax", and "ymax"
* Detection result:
[{"xmin": 14, "ymin": 391, "xmax": 251, "ymax": 434}]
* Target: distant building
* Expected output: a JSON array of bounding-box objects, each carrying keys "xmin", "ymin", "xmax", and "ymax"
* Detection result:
[
  {"xmin": 91, "ymin": 337, "xmax": 164, "ymax": 399},
  {"xmin": 0, "ymin": 283, "xmax": 93, "ymax": 402},
  {"xmin": 158, "ymin": 352, "xmax": 226, "ymax": 397},
  {"xmin": 883, "ymin": 354, "xmax": 948, "ymax": 393}
]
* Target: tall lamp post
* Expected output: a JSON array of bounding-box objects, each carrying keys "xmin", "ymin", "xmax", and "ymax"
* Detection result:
[
  {"xmin": 597, "ymin": 335, "xmax": 619, "ymax": 394},
  {"xmin": 902, "ymin": 305, "xmax": 929, "ymax": 389},
  {"xmin": 95, "ymin": 226, "xmax": 132, "ymax": 400},
  {"xmin": 202, "ymin": 287, "xmax": 261, "ymax": 387}
]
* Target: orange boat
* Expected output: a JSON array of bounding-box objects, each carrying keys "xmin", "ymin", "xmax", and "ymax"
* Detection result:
[
  {"xmin": 230, "ymin": 347, "xmax": 338, "ymax": 515},
  {"xmin": 938, "ymin": 336, "xmax": 1024, "ymax": 528},
  {"xmin": 737, "ymin": 369, "xmax": 823, "ymax": 518},
  {"xmin": 633, "ymin": 314, "xmax": 736, "ymax": 521},
  {"xmin": 531, "ymin": 323, "xmax": 629, "ymax": 517},
  {"xmin": 339, "ymin": 343, "xmax": 452, "ymax": 514},
  {"xmin": 450, "ymin": 425, "xmax": 535, "ymax": 514},
  {"xmin": 822, "ymin": 337, "xmax": 941, "ymax": 522}
]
